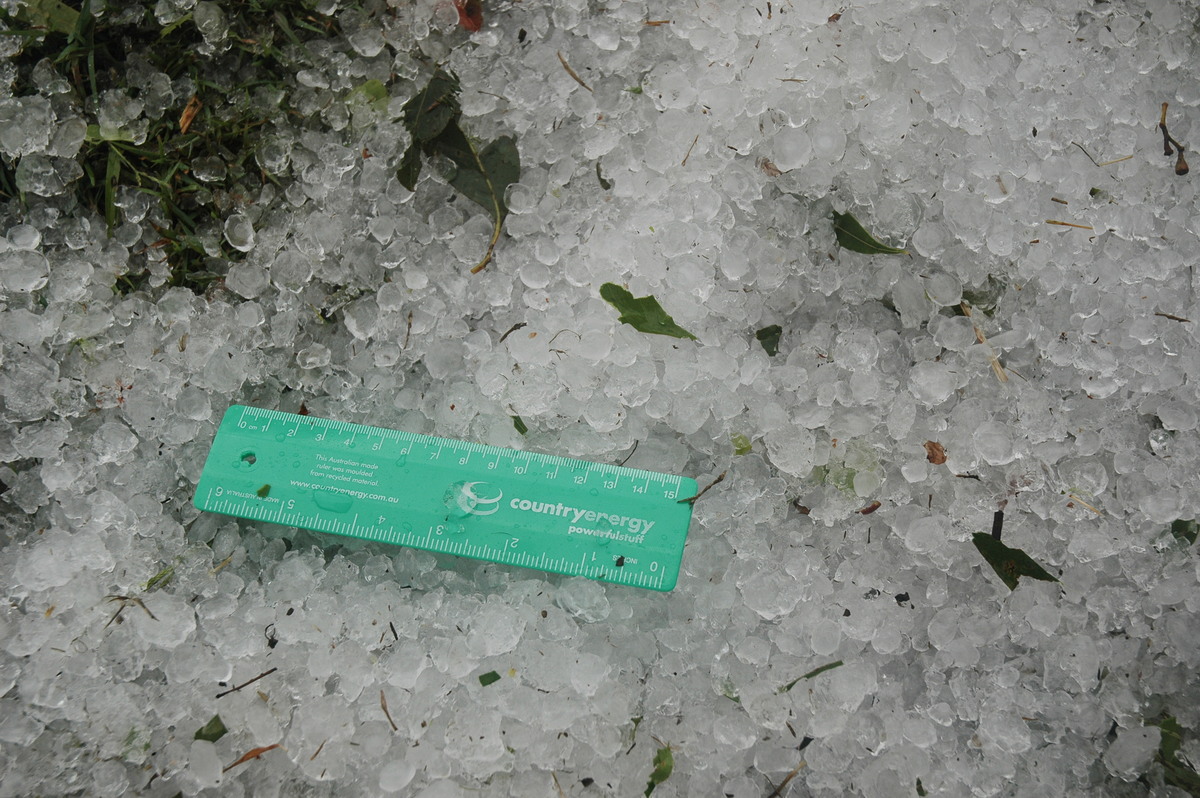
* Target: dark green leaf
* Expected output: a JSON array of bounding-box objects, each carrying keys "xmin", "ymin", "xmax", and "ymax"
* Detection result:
[
  {"xmin": 596, "ymin": 162, "xmax": 612, "ymax": 190},
  {"xmin": 778, "ymin": 660, "xmax": 843, "ymax": 693},
  {"xmin": 600, "ymin": 283, "xmax": 697, "ymax": 340},
  {"xmin": 433, "ymin": 128, "xmax": 519, "ymax": 224},
  {"xmin": 401, "ymin": 69, "xmax": 461, "ymax": 144},
  {"xmin": 916, "ymin": 777, "xmax": 927, "ymax": 796},
  {"xmin": 833, "ymin": 210, "xmax": 908, "ymax": 255},
  {"xmin": 512, "ymin": 415, "xmax": 527, "ymax": 435},
  {"xmin": 971, "ymin": 533, "xmax": 1059, "ymax": 591},
  {"xmin": 397, "ymin": 144, "xmax": 422, "ymax": 191},
  {"xmin": 194, "ymin": 715, "xmax": 227, "ymax": 743},
  {"xmin": 755, "ymin": 324, "xmax": 782, "ymax": 356},
  {"xmin": 1169, "ymin": 519, "xmax": 1198, "ymax": 545},
  {"xmin": 477, "ymin": 136, "xmax": 520, "ymax": 220},
  {"xmin": 1163, "ymin": 762, "xmax": 1200, "ymax": 795},
  {"xmin": 428, "ymin": 119, "xmax": 476, "ymax": 175},
  {"xmin": 1157, "ymin": 716, "xmax": 1184, "ymax": 763},
  {"xmin": 644, "ymin": 745, "xmax": 674, "ymax": 797},
  {"xmin": 731, "ymin": 434, "xmax": 752, "ymax": 456},
  {"xmin": 479, "ymin": 670, "xmax": 501, "ymax": 686}
]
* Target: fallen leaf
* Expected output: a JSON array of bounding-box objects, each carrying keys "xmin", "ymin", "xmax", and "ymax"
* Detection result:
[
  {"xmin": 179, "ymin": 95, "xmax": 202, "ymax": 134},
  {"xmin": 833, "ymin": 210, "xmax": 908, "ymax": 255},
  {"xmin": 756, "ymin": 324, "xmax": 782, "ymax": 356},
  {"xmin": 971, "ymin": 533, "xmax": 1059, "ymax": 591},
  {"xmin": 600, "ymin": 283, "xmax": 697, "ymax": 340},
  {"xmin": 194, "ymin": 715, "xmax": 227, "ymax": 743},
  {"xmin": 454, "ymin": 0, "xmax": 483, "ymax": 32},
  {"xmin": 644, "ymin": 744, "xmax": 674, "ymax": 797},
  {"xmin": 924, "ymin": 441, "xmax": 947, "ymax": 465}
]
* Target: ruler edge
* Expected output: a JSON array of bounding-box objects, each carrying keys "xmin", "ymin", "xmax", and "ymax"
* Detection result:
[
  {"xmin": 217, "ymin": 405, "xmax": 699, "ymax": 489},
  {"xmin": 193, "ymin": 405, "xmax": 696, "ymax": 590}
]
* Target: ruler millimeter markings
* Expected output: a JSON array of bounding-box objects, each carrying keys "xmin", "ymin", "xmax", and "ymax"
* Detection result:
[{"xmin": 194, "ymin": 406, "xmax": 697, "ymax": 590}]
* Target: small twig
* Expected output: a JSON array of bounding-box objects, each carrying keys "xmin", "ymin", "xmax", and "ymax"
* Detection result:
[
  {"xmin": 1045, "ymin": 219, "xmax": 1094, "ymax": 230},
  {"xmin": 547, "ymin": 329, "xmax": 582, "ymax": 346},
  {"xmin": 681, "ymin": 134, "xmax": 699, "ymax": 167},
  {"xmin": 1159, "ymin": 102, "xmax": 1190, "ymax": 175},
  {"xmin": 380, "ymin": 690, "xmax": 399, "ymax": 731},
  {"xmin": 644, "ymin": 19, "xmax": 671, "ymax": 25},
  {"xmin": 1154, "ymin": 311, "xmax": 1192, "ymax": 323},
  {"xmin": 1071, "ymin": 141, "xmax": 1101, "ymax": 167},
  {"xmin": 678, "ymin": 471, "xmax": 726, "ymax": 504},
  {"xmin": 498, "ymin": 322, "xmax": 527, "ymax": 343},
  {"xmin": 105, "ymin": 595, "xmax": 157, "ymax": 628},
  {"xmin": 403, "ymin": 311, "xmax": 413, "ymax": 349},
  {"xmin": 309, "ymin": 739, "xmax": 327, "ymax": 761},
  {"xmin": 211, "ymin": 554, "xmax": 234, "ymax": 576},
  {"xmin": 216, "ymin": 667, "xmax": 279, "ymax": 699},
  {"xmin": 767, "ymin": 761, "xmax": 806, "ymax": 798},
  {"xmin": 389, "ymin": 621, "xmax": 399, "ymax": 641},
  {"xmin": 617, "ymin": 440, "xmax": 639, "ymax": 467},
  {"xmin": 1096, "ymin": 154, "xmax": 1134, "ymax": 167},
  {"xmin": 1050, "ymin": 197, "xmax": 1068, "ymax": 205},
  {"xmin": 552, "ymin": 772, "xmax": 568, "ymax": 798},
  {"xmin": 556, "ymin": 51, "xmax": 592, "ymax": 92}
]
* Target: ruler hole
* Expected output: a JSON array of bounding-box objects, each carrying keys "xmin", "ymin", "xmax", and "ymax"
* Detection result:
[{"xmin": 241, "ymin": 452, "xmax": 257, "ymax": 466}]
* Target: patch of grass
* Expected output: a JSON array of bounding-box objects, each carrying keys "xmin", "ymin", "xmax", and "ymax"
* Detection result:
[{"xmin": 0, "ymin": 0, "xmax": 342, "ymax": 294}]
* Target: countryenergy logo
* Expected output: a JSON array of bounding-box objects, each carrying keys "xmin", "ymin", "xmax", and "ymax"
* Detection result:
[
  {"xmin": 507, "ymin": 496, "xmax": 655, "ymax": 538},
  {"xmin": 443, "ymin": 481, "xmax": 504, "ymax": 516}
]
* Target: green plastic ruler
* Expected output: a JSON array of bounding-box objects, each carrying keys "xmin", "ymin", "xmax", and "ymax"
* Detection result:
[{"xmin": 194, "ymin": 406, "xmax": 697, "ymax": 591}]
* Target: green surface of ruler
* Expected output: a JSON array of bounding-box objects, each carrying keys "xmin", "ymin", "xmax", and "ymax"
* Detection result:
[{"xmin": 194, "ymin": 406, "xmax": 698, "ymax": 591}]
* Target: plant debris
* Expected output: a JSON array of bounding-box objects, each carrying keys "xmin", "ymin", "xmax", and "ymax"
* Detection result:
[
  {"xmin": 600, "ymin": 283, "xmax": 698, "ymax": 340},
  {"xmin": 222, "ymin": 743, "xmax": 281, "ymax": 773},
  {"xmin": 778, "ymin": 660, "xmax": 844, "ymax": 693},
  {"xmin": 1159, "ymin": 102, "xmax": 1190, "ymax": 176},
  {"xmin": 924, "ymin": 441, "xmax": 947, "ymax": 465},
  {"xmin": 971, "ymin": 533, "xmax": 1059, "ymax": 591},
  {"xmin": 833, "ymin": 210, "xmax": 908, "ymax": 255},
  {"xmin": 557, "ymin": 50, "xmax": 592, "ymax": 92},
  {"xmin": 398, "ymin": 69, "xmax": 520, "ymax": 273},
  {"xmin": 380, "ymin": 689, "xmax": 398, "ymax": 731},
  {"xmin": 453, "ymin": 0, "xmax": 483, "ymax": 32},
  {"xmin": 756, "ymin": 324, "xmax": 782, "ymax": 356},
  {"xmin": 216, "ymin": 667, "xmax": 278, "ymax": 699},
  {"xmin": 1153, "ymin": 715, "xmax": 1200, "ymax": 793},
  {"xmin": 644, "ymin": 742, "xmax": 674, "ymax": 797},
  {"xmin": 1168, "ymin": 519, "xmax": 1198, "ymax": 546},
  {"xmin": 678, "ymin": 471, "xmax": 726, "ymax": 504},
  {"xmin": 194, "ymin": 714, "xmax": 228, "ymax": 743}
]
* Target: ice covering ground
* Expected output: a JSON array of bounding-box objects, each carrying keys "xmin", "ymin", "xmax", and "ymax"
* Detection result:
[{"xmin": 1, "ymin": 0, "xmax": 1199, "ymax": 796}]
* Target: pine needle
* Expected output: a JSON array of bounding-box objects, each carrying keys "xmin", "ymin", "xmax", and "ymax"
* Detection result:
[
  {"xmin": 222, "ymin": 743, "xmax": 281, "ymax": 773},
  {"xmin": 556, "ymin": 51, "xmax": 592, "ymax": 92}
]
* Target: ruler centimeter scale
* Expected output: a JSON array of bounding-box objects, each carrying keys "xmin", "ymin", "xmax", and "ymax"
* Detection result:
[{"xmin": 194, "ymin": 406, "xmax": 698, "ymax": 591}]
